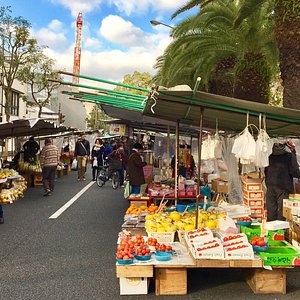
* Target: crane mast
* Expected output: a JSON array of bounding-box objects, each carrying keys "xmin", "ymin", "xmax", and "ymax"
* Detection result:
[{"xmin": 73, "ymin": 12, "xmax": 83, "ymax": 84}]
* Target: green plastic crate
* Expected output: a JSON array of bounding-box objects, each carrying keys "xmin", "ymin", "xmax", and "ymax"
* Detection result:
[
  {"xmin": 240, "ymin": 224, "xmax": 284, "ymax": 242},
  {"xmin": 259, "ymin": 246, "xmax": 300, "ymax": 266}
]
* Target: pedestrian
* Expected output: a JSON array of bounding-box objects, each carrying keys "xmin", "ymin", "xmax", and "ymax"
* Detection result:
[
  {"xmin": 128, "ymin": 143, "xmax": 147, "ymax": 195},
  {"xmin": 103, "ymin": 140, "xmax": 117, "ymax": 159},
  {"xmin": 265, "ymin": 141, "xmax": 300, "ymax": 221},
  {"xmin": 0, "ymin": 204, "xmax": 4, "ymax": 224},
  {"xmin": 108, "ymin": 142, "xmax": 127, "ymax": 187},
  {"xmin": 23, "ymin": 136, "xmax": 40, "ymax": 163},
  {"xmin": 91, "ymin": 138, "xmax": 105, "ymax": 181},
  {"xmin": 74, "ymin": 134, "xmax": 90, "ymax": 181},
  {"xmin": 40, "ymin": 138, "xmax": 59, "ymax": 196}
]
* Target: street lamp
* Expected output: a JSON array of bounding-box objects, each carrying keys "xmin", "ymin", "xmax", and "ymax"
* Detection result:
[{"xmin": 150, "ymin": 20, "xmax": 174, "ymax": 30}]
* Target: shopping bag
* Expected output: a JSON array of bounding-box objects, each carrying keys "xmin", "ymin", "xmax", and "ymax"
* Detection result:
[
  {"xmin": 93, "ymin": 158, "xmax": 98, "ymax": 167},
  {"xmin": 71, "ymin": 158, "xmax": 78, "ymax": 170},
  {"xmin": 124, "ymin": 181, "xmax": 131, "ymax": 199}
]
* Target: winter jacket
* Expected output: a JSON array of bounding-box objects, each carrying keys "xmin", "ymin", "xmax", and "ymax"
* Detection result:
[
  {"xmin": 40, "ymin": 145, "xmax": 59, "ymax": 168},
  {"xmin": 75, "ymin": 139, "xmax": 90, "ymax": 156},
  {"xmin": 91, "ymin": 145, "xmax": 104, "ymax": 167},
  {"xmin": 128, "ymin": 150, "xmax": 147, "ymax": 186},
  {"xmin": 108, "ymin": 149, "xmax": 127, "ymax": 169},
  {"xmin": 265, "ymin": 143, "xmax": 300, "ymax": 193}
]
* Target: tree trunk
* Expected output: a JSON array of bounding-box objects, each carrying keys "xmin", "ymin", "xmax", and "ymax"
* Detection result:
[
  {"xmin": 38, "ymin": 106, "xmax": 42, "ymax": 118},
  {"xmin": 208, "ymin": 56, "xmax": 236, "ymax": 97},
  {"xmin": 274, "ymin": 0, "xmax": 300, "ymax": 109},
  {"xmin": 234, "ymin": 53, "xmax": 271, "ymax": 104},
  {"xmin": 4, "ymin": 89, "xmax": 12, "ymax": 122}
]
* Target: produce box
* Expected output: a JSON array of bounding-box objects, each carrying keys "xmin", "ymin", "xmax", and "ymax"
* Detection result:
[
  {"xmin": 244, "ymin": 198, "xmax": 264, "ymax": 207},
  {"xmin": 259, "ymin": 246, "xmax": 300, "ymax": 266},
  {"xmin": 211, "ymin": 179, "xmax": 228, "ymax": 193},
  {"xmin": 191, "ymin": 239, "xmax": 224, "ymax": 259},
  {"xmin": 240, "ymin": 224, "xmax": 284, "ymax": 241},
  {"xmin": 147, "ymin": 231, "xmax": 175, "ymax": 243},
  {"xmin": 224, "ymin": 243, "xmax": 254, "ymax": 260},
  {"xmin": 250, "ymin": 207, "xmax": 264, "ymax": 216},
  {"xmin": 242, "ymin": 175, "xmax": 263, "ymax": 191},
  {"xmin": 119, "ymin": 277, "xmax": 149, "ymax": 295},
  {"xmin": 243, "ymin": 190, "xmax": 264, "ymax": 199}
]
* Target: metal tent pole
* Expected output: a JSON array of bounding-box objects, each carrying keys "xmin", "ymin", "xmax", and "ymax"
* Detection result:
[
  {"xmin": 196, "ymin": 108, "xmax": 204, "ymax": 229},
  {"xmin": 175, "ymin": 121, "xmax": 179, "ymax": 205}
]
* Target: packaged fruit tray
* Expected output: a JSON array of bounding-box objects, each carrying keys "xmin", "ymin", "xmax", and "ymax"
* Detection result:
[
  {"xmin": 147, "ymin": 231, "xmax": 175, "ymax": 243},
  {"xmin": 259, "ymin": 245, "xmax": 300, "ymax": 266}
]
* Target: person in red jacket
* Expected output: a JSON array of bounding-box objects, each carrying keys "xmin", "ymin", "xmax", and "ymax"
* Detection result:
[{"xmin": 128, "ymin": 143, "xmax": 147, "ymax": 194}]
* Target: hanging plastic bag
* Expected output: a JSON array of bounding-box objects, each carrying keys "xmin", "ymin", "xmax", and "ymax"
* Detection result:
[
  {"xmin": 201, "ymin": 135, "xmax": 215, "ymax": 160},
  {"xmin": 255, "ymin": 129, "xmax": 273, "ymax": 167},
  {"xmin": 214, "ymin": 132, "xmax": 223, "ymax": 159},
  {"xmin": 232, "ymin": 126, "xmax": 256, "ymax": 164},
  {"xmin": 124, "ymin": 181, "xmax": 131, "ymax": 198}
]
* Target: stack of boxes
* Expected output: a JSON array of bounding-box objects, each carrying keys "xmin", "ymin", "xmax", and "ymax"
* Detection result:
[
  {"xmin": 243, "ymin": 175, "xmax": 265, "ymax": 222},
  {"xmin": 283, "ymin": 195, "xmax": 300, "ymax": 242}
]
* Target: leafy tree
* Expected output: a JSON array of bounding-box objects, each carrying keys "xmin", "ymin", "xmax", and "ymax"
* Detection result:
[
  {"xmin": 0, "ymin": 6, "xmax": 40, "ymax": 121},
  {"xmin": 86, "ymin": 105, "xmax": 110, "ymax": 130},
  {"xmin": 17, "ymin": 53, "xmax": 61, "ymax": 117},
  {"xmin": 234, "ymin": 0, "xmax": 300, "ymax": 108},
  {"xmin": 114, "ymin": 71, "xmax": 153, "ymax": 96},
  {"xmin": 154, "ymin": 0, "xmax": 277, "ymax": 103}
]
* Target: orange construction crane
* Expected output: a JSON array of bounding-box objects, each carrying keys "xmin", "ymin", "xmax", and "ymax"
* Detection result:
[{"xmin": 73, "ymin": 12, "xmax": 83, "ymax": 84}]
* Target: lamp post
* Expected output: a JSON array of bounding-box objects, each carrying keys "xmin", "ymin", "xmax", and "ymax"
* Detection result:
[{"xmin": 150, "ymin": 20, "xmax": 174, "ymax": 30}]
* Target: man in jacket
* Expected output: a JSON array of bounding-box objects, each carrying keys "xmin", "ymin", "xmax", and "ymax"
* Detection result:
[
  {"xmin": 128, "ymin": 143, "xmax": 147, "ymax": 194},
  {"xmin": 23, "ymin": 136, "xmax": 40, "ymax": 162},
  {"xmin": 75, "ymin": 134, "xmax": 90, "ymax": 181},
  {"xmin": 40, "ymin": 138, "xmax": 59, "ymax": 196},
  {"xmin": 265, "ymin": 142, "xmax": 300, "ymax": 221}
]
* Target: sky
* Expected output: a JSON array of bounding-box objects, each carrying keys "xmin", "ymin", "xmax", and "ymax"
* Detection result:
[{"xmin": 1, "ymin": 0, "xmax": 194, "ymax": 83}]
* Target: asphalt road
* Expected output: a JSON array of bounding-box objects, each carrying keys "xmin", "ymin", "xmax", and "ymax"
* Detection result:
[{"xmin": 1, "ymin": 170, "xmax": 300, "ymax": 300}]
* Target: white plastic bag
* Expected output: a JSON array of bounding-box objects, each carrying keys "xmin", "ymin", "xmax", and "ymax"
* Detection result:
[
  {"xmin": 214, "ymin": 132, "xmax": 223, "ymax": 159},
  {"xmin": 232, "ymin": 126, "xmax": 256, "ymax": 164},
  {"xmin": 71, "ymin": 158, "xmax": 78, "ymax": 170},
  {"xmin": 202, "ymin": 135, "xmax": 215, "ymax": 160},
  {"xmin": 254, "ymin": 129, "xmax": 273, "ymax": 167},
  {"xmin": 93, "ymin": 158, "xmax": 98, "ymax": 167},
  {"xmin": 218, "ymin": 215, "xmax": 238, "ymax": 234}
]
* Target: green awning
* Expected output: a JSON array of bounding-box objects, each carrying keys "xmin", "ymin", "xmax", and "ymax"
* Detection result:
[{"xmin": 143, "ymin": 87, "xmax": 300, "ymax": 137}]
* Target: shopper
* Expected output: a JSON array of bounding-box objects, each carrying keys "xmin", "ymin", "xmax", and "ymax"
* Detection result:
[
  {"xmin": 128, "ymin": 143, "xmax": 147, "ymax": 194},
  {"xmin": 40, "ymin": 138, "xmax": 59, "ymax": 196},
  {"xmin": 91, "ymin": 138, "xmax": 105, "ymax": 181},
  {"xmin": 265, "ymin": 141, "xmax": 300, "ymax": 221},
  {"xmin": 75, "ymin": 134, "xmax": 90, "ymax": 181},
  {"xmin": 0, "ymin": 204, "xmax": 4, "ymax": 224},
  {"xmin": 103, "ymin": 140, "xmax": 117, "ymax": 159},
  {"xmin": 108, "ymin": 142, "xmax": 127, "ymax": 187},
  {"xmin": 23, "ymin": 136, "xmax": 40, "ymax": 163}
]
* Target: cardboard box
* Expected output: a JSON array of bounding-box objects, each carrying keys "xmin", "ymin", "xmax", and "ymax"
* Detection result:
[
  {"xmin": 129, "ymin": 200, "xmax": 148, "ymax": 207},
  {"xmin": 244, "ymin": 199, "xmax": 264, "ymax": 207},
  {"xmin": 120, "ymin": 277, "xmax": 149, "ymax": 295},
  {"xmin": 243, "ymin": 190, "xmax": 264, "ymax": 199},
  {"xmin": 240, "ymin": 224, "xmax": 285, "ymax": 241},
  {"xmin": 250, "ymin": 207, "xmax": 264, "ymax": 215},
  {"xmin": 211, "ymin": 179, "xmax": 228, "ymax": 193},
  {"xmin": 242, "ymin": 175, "xmax": 263, "ymax": 191},
  {"xmin": 283, "ymin": 206, "xmax": 292, "ymax": 220}
]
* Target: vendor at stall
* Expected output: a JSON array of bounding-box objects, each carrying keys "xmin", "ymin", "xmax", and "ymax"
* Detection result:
[
  {"xmin": 265, "ymin": 141, "xmax": 300, "ymax": 221},
  {"xmin": 128, "ymin": 143, "xmax": 147, "ymax": 194},
  {"xmin": 171, "ymin": 144, "xmax": 195, "ymax": 179},
  {"xmin": 23, "ymin": 136, "xmax": 40, "ymax": 163}
]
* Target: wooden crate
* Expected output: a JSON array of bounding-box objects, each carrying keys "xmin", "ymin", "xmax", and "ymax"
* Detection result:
[
  {"xmin": 245, "ymin": 268, "xmax": 286, "ymax": 294},
  {"xmin": 155, "ymin": 268, "xmax": 187, "ymax": 295},
  {"xmin": 116, "ymin": 265, "xmax": 153, "ymax": 278}
]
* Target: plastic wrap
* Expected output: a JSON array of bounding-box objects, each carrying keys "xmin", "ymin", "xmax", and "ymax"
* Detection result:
[{"xmin": 222, "ymin": 138, "xmax": 243, "ymax": 204}]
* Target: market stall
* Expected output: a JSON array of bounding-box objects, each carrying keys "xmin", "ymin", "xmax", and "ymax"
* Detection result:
[{"xmin": 58, "ymin": 72, "xmax": 300, "ymax": 296}]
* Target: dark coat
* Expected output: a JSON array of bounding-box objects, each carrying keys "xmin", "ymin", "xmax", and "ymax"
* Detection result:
[
  {"xmin": 128, "ymin": 151, "xmax": 147, "ymax": 186},
  {"xmin": 75, "ymin": 139, "xmax": 90, "ymax": 156},
  {"xmin": 91, "ymin": 145, "xmax": 104, "ymax": 167},
  {"xmin": 265, "ymin": 144, "xmax": 300, "ymax": 193}
]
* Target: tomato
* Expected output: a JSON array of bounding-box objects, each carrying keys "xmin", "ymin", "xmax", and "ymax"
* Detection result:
[
  {"xmin": 166, "ymin": 246, "xmax": 172, "ymax": 252},
  {"xmin": 257, "ymin": 240, "xmax": 266, "ymax": 247},
  {"xmin": 146, "ymin": 249, "xmax": 151, "ymax": 254},
  {"xmin": 123, "ymin": 255, "xmax": 129, "ymax": 260},
  {"xmin": 117, "ymin": 254, "xmax": 123, "ymax": 259}
]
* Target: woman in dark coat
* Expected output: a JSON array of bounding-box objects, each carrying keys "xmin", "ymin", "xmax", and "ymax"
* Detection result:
[
  {"xmin": 91, "ymin": 139, "xmax": 105, "ymax": 181},
  {"xmin": 128, "ymin": 143, "xmax": 147, "ymax": 194}
]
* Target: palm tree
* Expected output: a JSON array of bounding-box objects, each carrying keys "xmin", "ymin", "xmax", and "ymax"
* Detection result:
[
  {"xmin": 154, "ymin": 0, "xmax": 278, "ymax": 103},
  {"xmin": 234, "ymin": 0, "xmax": 300, "ymax": 108}
]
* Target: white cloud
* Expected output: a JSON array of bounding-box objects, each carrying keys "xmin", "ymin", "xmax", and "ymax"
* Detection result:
[
  {"xmin": 84, "ymin": 37, "xmax": 102, "ymax": 49},
  {"xmin": 109, "ymin": 0, "xmax": 187, "ymax": 16},
  {"xmin": 31, "ymin": 26, "xmax": 69, "ymax": 51},
  {"xmin": 51, "ymin": 0, "xmax": 102, "ymax": 16},
  {"xmin": 48, "ymin": 19, "xmax": 64, "ymax": 32},
  {"xmin": 45, "ymin": 28, "xmax": 171, "ymax": 83},
  {"xmin": 99, "ymin": 15, "xmax": 148, "ymax": 48}
]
